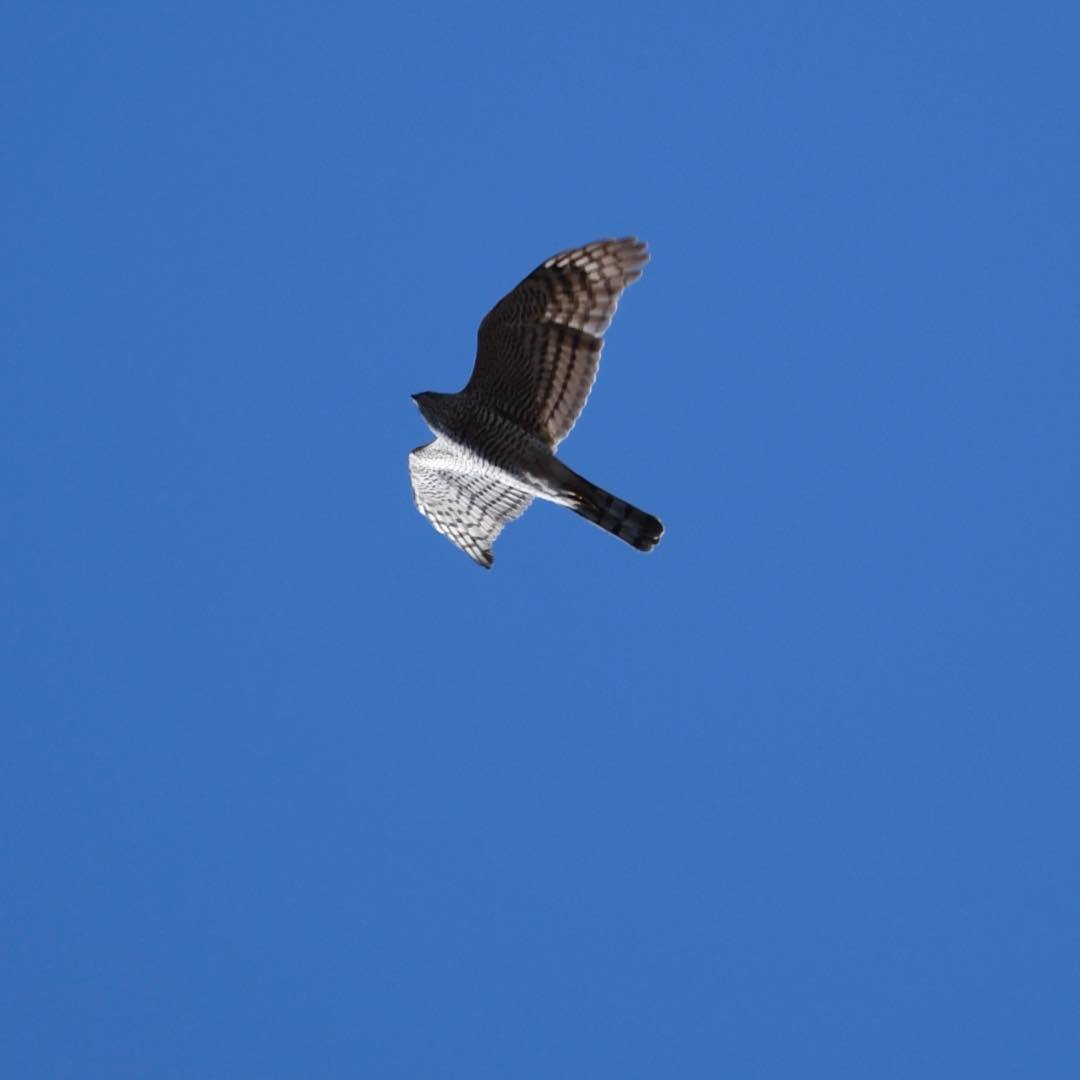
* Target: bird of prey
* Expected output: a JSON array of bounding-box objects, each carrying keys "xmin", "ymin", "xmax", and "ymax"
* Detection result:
[{"xmin": 409, "ymin": 237, "xmax": 663, "ymax": 568}]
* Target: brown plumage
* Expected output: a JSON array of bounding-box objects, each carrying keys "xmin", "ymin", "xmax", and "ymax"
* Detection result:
[{"xmin": 409, "ymin": 238, "xmax": 663, "ymax": 568}]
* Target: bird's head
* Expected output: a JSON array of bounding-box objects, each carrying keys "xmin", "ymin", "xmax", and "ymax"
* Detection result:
[{"xmin": 411, "ymin": 390, "xmax": 449, "ymax": 430}]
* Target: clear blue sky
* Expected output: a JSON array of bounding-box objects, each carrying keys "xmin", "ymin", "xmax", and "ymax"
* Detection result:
[{"xmin": 4, "ymin": 4, "xmax": 1079, "ymax": 1077}]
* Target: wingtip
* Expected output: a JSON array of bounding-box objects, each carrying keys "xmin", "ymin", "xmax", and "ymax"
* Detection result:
[
  {"xmin": 611, "ymin": 236, "xmax": 650, "ymax": 275},
  {"xmin": 615, "ymin": 235, "xmax": 649, "ymax": 256},
  {"xmin": 544, "ymin": 236, "xmax": 650, "ymax": 274}
]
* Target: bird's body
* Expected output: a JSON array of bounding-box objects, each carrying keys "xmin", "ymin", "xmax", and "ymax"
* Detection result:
[
  {"xmin": 409, "ymin": 238, "xmax": 663, "ymax": 568},
  {"xmin": 413, "ymin": 392, "xmax": 553, "ymax": 494}
]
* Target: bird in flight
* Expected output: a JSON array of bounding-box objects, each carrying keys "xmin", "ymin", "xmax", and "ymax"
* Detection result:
[{"xmin": 409, "ymin": 237, "xmax": 663, "ymax": 568}]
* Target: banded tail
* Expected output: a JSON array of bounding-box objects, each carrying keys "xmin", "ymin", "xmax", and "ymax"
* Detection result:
[{"xmin": 563, "ymin": 471, "xmax": 664, "ymax": 553}]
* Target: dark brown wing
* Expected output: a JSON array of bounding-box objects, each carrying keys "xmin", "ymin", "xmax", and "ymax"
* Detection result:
[{"xmin": 465, "ymin": 238, "xmax": 648, "ymax": 447}]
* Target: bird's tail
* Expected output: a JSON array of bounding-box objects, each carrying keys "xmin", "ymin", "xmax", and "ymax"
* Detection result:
[{"xmin": 558, "ymin": 467, "xmax": 663, "ymax": 553}]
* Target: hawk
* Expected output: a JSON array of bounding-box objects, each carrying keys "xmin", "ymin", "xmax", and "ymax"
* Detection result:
[{"xmin": 409, "ymin": 238, "xmax": 664, "ymax": 568}]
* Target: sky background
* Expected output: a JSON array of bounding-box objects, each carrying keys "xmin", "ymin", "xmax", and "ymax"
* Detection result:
[{"xmin": 4, "ymin": 3, "xmax": 1079, "ymax": 1077}]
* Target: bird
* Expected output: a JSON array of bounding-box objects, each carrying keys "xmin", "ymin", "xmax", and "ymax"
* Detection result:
[{"xmin": 409, "ymin": 237, "xmax": 663, "ymax": 568}]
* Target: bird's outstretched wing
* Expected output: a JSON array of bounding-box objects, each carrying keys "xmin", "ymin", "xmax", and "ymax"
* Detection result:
[
  {"xmin": 466, "ymin": 238, "xmax": 648, "ymax": 447},
  {"xmin": 408, "ymin": 438, "xmax": 534, "ymax": 568}
]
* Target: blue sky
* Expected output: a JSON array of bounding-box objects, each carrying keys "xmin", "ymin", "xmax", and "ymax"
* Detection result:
[{"xmin": 4, "ymin": 3, "xmax": 1079, "ymax": 1076}]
